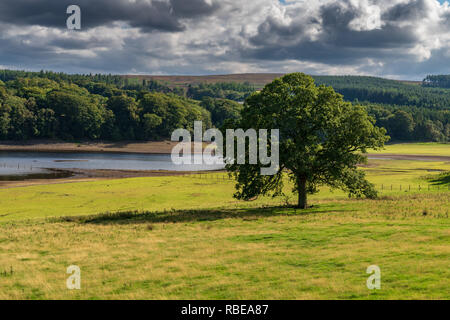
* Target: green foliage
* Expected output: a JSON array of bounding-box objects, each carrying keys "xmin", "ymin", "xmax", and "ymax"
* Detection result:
[
  {"xmin": 314, "ymin": 75, "xmax": 450, "ymax": 110},
  {"xmin": 46, "ymin": 91, "xmax": 105, "ymax": 139},
  {"xmin": 365, "ymin": 104, "xmax": 449, "ymax": 142},
  {"xmin": 312, "ymin": 76, "xmax": 450, "ymax": 142},
  {"xmin": 187, "ymin": 82, "xmax": 255, "ymax": 101},
  {"xmin": 200, "ymin": 97, "xmax": 242, "ymax": 127},
  {"xmin": 227, "ymin": 73, "xmax": 389, "ymax": 208},
  {"xmin": 0, "ymin": 71, "xmax": 217, "ymax": 141},
  {"xmin": 423, "ymin": 75, "xmax": 450, "ymax": 88},
  {"xmin": 138, "ymin": 92, "xmax": 211, "ymax": 138},
  {"xmin": 0, "ymin": 69, "xmax": 448, "ymax": 142},
  {"xmin": 1, "ymin": 95, "xmax": 36, "ymax": 139}
]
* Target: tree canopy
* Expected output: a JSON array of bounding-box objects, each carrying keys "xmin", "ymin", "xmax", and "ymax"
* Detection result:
[
  {"xmin": 0, "ymin": 69, "xmax": 448, "ymax": 142},
  {"xmin": 227, "ymin": 73, "xmax": 389, "ymax": 209}
]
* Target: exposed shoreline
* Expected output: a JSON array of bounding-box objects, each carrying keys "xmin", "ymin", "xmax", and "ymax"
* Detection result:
[
  {"xmin": 0, "ymin": 140, "xmax": 448, "ymax": 189},
  {"xmin": 0, "ymin": 168, "xmax": 219, "ymax": 189},
  {"xmin": 0, "ymin": 140, "xmax": 183, "ymax": 155},
  {"xmin": 0, "ymin": 140, "xmax": 449, "ymax": 161}
]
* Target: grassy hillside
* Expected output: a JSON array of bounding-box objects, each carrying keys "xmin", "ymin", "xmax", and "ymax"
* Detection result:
[{"xmin": 124, "ymin": 73, "xmax": 284, "ymax": 89}]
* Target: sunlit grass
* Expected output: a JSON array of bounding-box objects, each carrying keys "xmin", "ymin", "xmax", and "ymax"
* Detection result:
[
  {"xmin": 369, "ymin": 142, "xmax": 450, "ymax": 156},
  {"xmin": 0, "ymin": 193, "xmax": 448, "ymax": 300},
  {"xmin": 0, "ymin": 143, "xmax": 448, "ymax": 300},
  {"xmin": 1, "ymin": 159, "xmax": 448, "ymax": 222}
]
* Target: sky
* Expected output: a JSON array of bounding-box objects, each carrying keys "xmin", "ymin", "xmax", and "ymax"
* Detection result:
[{"xmin": 0, "ymin": 0, "xmax": 449, "ymax": 80}]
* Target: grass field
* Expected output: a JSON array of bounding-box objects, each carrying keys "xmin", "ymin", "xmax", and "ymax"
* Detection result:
[
  {"xmin": 369, "ymin": 143, "xmax": 450, "ymax": 156},
  {"xmin": 0, "ymin": 144, "xmax": 448, "ymax": 300}
]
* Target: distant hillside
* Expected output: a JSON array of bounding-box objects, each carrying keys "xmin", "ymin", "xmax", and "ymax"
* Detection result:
[
  {"xmin": 123, "ymin": 73, "xmax": 284, "ymax": 89},
  {"xmin": 124, "ymin": 74, "xmax": 450, "ymax": 111},
  {"xmin": 124, "ymin": 73, "xmax": 420, "ymax": 88}
]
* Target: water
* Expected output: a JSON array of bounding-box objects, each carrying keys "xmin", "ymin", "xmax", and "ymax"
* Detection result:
[{"xmin": 0, "ymin": 151, "xmax": 225, "ymax": 179}]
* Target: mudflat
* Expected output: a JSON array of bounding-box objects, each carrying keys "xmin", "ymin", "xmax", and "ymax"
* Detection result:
[{"xmin": 0, "ymin": 140, "xmax": 180, "ymax": 154}]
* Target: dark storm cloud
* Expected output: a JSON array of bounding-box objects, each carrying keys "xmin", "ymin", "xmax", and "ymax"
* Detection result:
[
  {"xmin": 0, "ymin": 0, "xmax": 218, "ymax": 32},
  {"xmin": 171, "ymin": 0, "xmax": 219, "ymax": 18},
  {"xmin": 249, "ymin": 16, "xmax": 308, "ymax": 46},
  {"xmin": 382, "ymin": 0, "xmax": 429, "ymax": 22},
  {"xmin": 243, "ymin": 0, "xmax": 422, "ymax": 65},
  {"xmin": 320, "ymin": 1, "xmax": 357, "ymax": 29},
  {"xmin": 0, "ymin": 0, "xmax": 448, "ymax": 79}
]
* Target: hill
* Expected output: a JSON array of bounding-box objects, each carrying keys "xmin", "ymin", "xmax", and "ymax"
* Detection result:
[{"xmin": 123, "ymin": 73, "xmax": 284, "ymax": 89}]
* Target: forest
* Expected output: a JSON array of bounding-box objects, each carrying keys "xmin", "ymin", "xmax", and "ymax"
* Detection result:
[
  {"xmin": 0, "ymin": 70, "xmax": 448, "ymax": 142},
  {"xmin": 0, "ymin": 70, "xmax": 242, "ymax": 141}
]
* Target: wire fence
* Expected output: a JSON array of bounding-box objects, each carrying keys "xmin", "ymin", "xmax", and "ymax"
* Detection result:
[
  {"xmin": 0, "ymin": 163, "xmax": 36, "ymax": 171},
  {"xmin": 0, "ymin": 164, "xmax": 448, "ymax": 192},
  {"xmin": 180, "ymin": 172, "xmax": 450, "ymax": 192}
]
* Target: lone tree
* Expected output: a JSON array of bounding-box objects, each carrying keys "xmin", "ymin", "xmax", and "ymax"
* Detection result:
[{"xmin": 226, "ymin": 73, "xmax": 389, "ymax": 209}]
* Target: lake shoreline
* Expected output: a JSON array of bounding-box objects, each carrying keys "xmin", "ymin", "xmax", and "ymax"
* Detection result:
[
  {"xmin": 1, "ymin": 140, "xmax": 449, "ymax": 161},
  {"xmin": 0, "ymin": 168, "xmax": 223, "ymax": 189},
  {"xmin": 0, "ymin": 140, "xmax": 185, "ymax": 155}
]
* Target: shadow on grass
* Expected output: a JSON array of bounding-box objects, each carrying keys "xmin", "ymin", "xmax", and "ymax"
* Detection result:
[
  {"xmin": 429, "ymin": 171, "xmax": 450, "ymax": 186},
  {"xmin": 54, "ymin": 205, "xmax": 356, "ymax": 225}
]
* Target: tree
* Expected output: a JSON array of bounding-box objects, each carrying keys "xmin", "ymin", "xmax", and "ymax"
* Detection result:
[
  {"xmin": 3, "ymin": 95, "xmax": 36, "ymax": 139},
  {"xmin": 106, "ymin": 95, "xmax": 139, "ymax": 139},
  {"xmin": 46, "ymin": 91, "xmax": 105, "ymax": 139},
  {"xmin": 389, "ymin": 110, "xmax": 414, "ymax": 140},
  {"xmin": 36, "ymin": 108, "xmax": 58, "ymax": 138},
  {"xmin": 0, "ymin": 80, "xmax": 6, "ymax": 102},
  {"xmin": 227, "ymin": 73, "xmax": 389, "ymax": 209},
  {"xmin": 200, "ymin": 97, "xmax": 242, "ymax": 127},
  {"xmin": 142, "ymin": 113, "xmax": 162, "ymax": 139}
]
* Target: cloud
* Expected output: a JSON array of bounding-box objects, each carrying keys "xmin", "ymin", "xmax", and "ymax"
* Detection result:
[
  {"xmin": 0, "ymin": 0, "xmax": 449, "ymax": 79},
  {"xmin": 0, "ymin": 0, "xmax": 219, "ymax": 32}
]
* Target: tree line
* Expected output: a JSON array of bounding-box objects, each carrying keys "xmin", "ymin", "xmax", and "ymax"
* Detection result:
[
  {"xmin": 365, "ymin": 104, "xmax": 449, "ymax": 142},
  {"xmin": 423, "ymin": 75, "xmax": 450, "ymax": 88},
  {"xmin": 312, "ymin": 76, "xmax": 450, "ymax": 142},
  {"xmin": 0, "ymin": 70, "xmax": 448, "ymax": 142},
  {"xmin": 0, "ymin": 75, "xmax": 242, "ymax": 141}
]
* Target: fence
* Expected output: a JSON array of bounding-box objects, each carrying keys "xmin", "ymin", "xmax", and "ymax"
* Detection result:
[
  {"xmin": 180, "ymin": 172, "xmax": 450, "ymax": 192},
  {"xmin": 0, "ymin": 164, "xmax": 448, "ymax": 192},
  {"xmin": 0, "ymin": 163, "xmax": 35, "ymax": 171}
]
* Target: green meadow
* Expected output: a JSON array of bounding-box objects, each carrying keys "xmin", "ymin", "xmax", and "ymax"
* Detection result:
[
  {"xmin": 0, "ymin": 144, "xmax": 448, "ymax": 300},
  {"xmin": 369, "ymin": 142, "xmax": 450, "ymax": 157}
]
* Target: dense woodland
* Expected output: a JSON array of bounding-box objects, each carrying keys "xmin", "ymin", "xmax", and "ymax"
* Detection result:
[
  {"xmin": 0, "ymin": 70, "xmax": 242, "ymax": 141},
  {"xmin": 0, "ymin": 70, "xmax": 448, "ymax": 142},
  {"xmin": 423, "ymin": 75, "xmax": 450, "ymax": 89}
]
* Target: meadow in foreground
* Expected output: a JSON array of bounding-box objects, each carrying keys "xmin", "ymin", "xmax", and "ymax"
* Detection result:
[
  {"xmin": 0, "ymin": 192, "xmax": 448, "ymax": 300},
  {"xmin": 0, "ymin": 144, "xmax": 448, "ymax": 300}
]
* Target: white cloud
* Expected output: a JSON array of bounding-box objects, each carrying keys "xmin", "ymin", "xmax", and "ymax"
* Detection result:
[{"xmin": 0, "ymin": 0, "xmax": 449, "ymax": 79}]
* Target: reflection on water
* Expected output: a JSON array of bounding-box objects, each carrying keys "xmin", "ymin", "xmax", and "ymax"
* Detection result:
[{"xmin": 0, "ymin": 151, "xmax": 225, "ymax": 180}]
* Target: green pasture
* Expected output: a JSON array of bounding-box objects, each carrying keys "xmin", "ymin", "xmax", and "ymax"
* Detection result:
[
  {"xmin": 369, "ymin": 142, "xmax": 450, "ymax": 156},
  {"xmin": 0, "ymin": 158, "xmax": 448, "ymax": 222},
  {"xmin": 0, "ymin": 143, "xmax": 448, "ymax": 300}
]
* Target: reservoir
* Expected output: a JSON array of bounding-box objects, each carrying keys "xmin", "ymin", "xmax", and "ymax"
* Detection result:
[{"xmin": 0, "ymin": 151, "xmax": 226, "ymax": 179}]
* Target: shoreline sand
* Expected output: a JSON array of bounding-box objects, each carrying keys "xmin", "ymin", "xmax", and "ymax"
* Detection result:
[{"xmin": 0, "ymin": 140, "xmax": 181, "ymax": 154}]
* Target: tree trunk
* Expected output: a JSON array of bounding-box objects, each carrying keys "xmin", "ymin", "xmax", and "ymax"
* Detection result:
[{"xmin": 297, "ymin": 176, "xmax": 307, "ymax": 209}]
